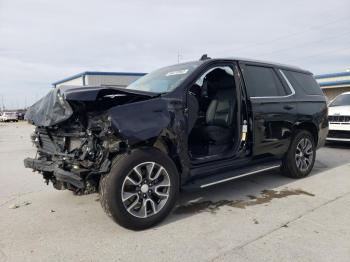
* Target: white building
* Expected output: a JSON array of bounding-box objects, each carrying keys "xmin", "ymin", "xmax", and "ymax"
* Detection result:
[{"xmin": 53, "ymin": 71, "xmax": 146, "ymax": 88}]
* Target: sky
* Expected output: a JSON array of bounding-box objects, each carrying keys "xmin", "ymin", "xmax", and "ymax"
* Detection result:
[{"xmin": 0, "ymin": 0, "xmax": 349, "ymax": 109}]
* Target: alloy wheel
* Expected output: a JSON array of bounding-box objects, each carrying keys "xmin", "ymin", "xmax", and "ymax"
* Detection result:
[
  {"xmin": 295, "ymin": 138, "xmax": 314, "ymax": 172},
  {"xmin": 121, "ymin": 162, "xmax": 171, "ymax": 218}
]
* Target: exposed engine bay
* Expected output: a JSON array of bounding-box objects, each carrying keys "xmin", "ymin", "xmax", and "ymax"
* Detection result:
[
  {"xmin": 25, "ymin": 114, "xmax": 122, "ymax": 194},
  {"xmin": 23, "ymin": 85, "xmax": 180, "ymax": 194}
]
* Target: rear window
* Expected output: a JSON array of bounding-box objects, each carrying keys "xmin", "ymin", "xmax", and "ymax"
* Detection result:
[
  {"xmin": 244, "ymin": 65, "xmax": 285, "ymax": 97},
  {"xmin": 282, "ymin": 70, "xmax": 323, "ymax": 95}
]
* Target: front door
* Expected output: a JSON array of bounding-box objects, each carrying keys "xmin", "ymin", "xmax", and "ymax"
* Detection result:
[{"xmin": 186, "ymin": 63, "xmax": 241, "ymax": 164}]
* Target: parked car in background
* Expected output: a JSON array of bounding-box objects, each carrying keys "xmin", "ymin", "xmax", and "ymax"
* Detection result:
[
  {"xmin": 24, "ymin": 57, "xmax": 328, "ymax": 230},
  {"xmin": 16, "ymin": 109, "xmax": 27, "ymax": 120},
  {"xmin": 0, "ymin": 112, "xmax": 18, "ymax": 122},
  {"xmin": 327, "ymin": 92, "xmax": 350, "ymax": 142}
]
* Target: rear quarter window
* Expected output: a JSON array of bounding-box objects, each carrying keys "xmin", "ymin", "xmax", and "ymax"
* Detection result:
[{"xmin": 282, "ymin": 70, "xmax": 323, "ymax": 96}]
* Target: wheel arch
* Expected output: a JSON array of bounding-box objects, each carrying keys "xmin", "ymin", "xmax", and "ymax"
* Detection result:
[
  {"xmin": 131, "ymin": 136, "xmax": 183, "ymax": 174},
  {"xmin": 295, "ymin": 121, "xmax": 319, "ymax": 145},
  {"xmin": 152, "ymin": 137, "xmax": 184, "ymax": 178}
]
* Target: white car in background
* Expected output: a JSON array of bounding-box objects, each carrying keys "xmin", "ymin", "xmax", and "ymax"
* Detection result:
[
  {"xmin": 0, "ymin": 112, "xmax": 18, "ymax": 122},
  {"xmin": 327, "ymin": 92, "xmax": 350, "ymax": 142}
]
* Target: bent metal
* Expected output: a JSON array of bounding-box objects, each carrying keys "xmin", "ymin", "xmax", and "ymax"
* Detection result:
[{"xmin": 24, "ymin": 56, "xmax": 328, "ymax": 230}]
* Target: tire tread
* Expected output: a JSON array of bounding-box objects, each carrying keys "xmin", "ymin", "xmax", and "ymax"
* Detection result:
[
  {"xmin": 99, "ymin": 148, "xmax": 179, "ymax": 230},
  {"xmin": 281, "ymin": 130, "xmax": 316, "ymax": 179}
]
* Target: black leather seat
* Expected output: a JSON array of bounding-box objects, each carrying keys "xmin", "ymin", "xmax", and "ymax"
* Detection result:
[{"xmin": 199, "ymin": 68, "xmax": 236, "ymax": 145}]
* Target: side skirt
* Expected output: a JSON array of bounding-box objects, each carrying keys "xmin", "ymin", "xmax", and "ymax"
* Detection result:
[{"xmin": 182, "ymin": 160, "xmax": 281, "ymax": 191}]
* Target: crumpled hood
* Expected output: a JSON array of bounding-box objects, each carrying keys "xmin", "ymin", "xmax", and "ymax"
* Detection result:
[
  {"xmin": 25, "ymin": 88, "xmax": 74, "ymax": 127},
  {"xmin": 25, "ymin": 86, "xmax": 158, "ymax": 127}
]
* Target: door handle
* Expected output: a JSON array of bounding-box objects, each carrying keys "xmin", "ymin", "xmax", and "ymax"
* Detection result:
[{"xmin": 283, "ymin": 105, "xmax": 294, "ymax": 110}]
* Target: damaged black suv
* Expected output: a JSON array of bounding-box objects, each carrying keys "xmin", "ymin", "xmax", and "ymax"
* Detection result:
[{"xmin": 24, "ymin": 57, "xmax": 328, "ymax": 230}]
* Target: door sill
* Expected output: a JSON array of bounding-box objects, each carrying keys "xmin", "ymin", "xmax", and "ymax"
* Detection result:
[{"xmin": 182, "ymin": 160, "xmax": 281, "ymax": 190}]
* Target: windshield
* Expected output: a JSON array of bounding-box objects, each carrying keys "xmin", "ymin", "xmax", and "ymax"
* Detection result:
[
  {"xmin": 126, "ymin": 62, "xmax": 200, "ymax": 93},
  {"xmin": 329, "ymin": 93, "xmax": 350, "ymax": 107}
]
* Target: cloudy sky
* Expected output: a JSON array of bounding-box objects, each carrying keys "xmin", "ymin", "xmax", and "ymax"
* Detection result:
[{"xmin": 0, "ymin": 0, "xmax": 349, "ymax": 109}]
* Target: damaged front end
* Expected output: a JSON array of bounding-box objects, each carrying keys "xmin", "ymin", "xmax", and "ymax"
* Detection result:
[
  {"xmin": 24, "ymin": 86, "xmax": 161, "ymax": 194},
  {"xmin": 24, "ymin": 114, "xmax": 121, "ymax": 194}
]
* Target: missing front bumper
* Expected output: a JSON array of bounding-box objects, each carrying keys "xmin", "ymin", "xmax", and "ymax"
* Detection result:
[
  {"xmin": 24, "ymin": 157, "xmax": 55, "ymax": 172},
  {"xmin": 24, "ymin": 157, "xmax": 84, "ymax": 188}
]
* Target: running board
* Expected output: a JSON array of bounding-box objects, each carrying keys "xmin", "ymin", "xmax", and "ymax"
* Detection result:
[{"xmin": 182, "ymin": 161, "xmax": 281, "ymax": 191}]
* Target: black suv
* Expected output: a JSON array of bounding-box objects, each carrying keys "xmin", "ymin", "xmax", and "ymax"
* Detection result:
[{"xmin": 24, "ymin": 57, "xmax": 328, "ymax": 230}]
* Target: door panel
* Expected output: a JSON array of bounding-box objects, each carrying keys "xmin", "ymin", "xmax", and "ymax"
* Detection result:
[
  {"xmin": 250, "ymin": 98, "xmax": 296, "ymax": 157},
  {"xmin": 239, "ymin": 62, "xmax": 297, "ymax": 158}
]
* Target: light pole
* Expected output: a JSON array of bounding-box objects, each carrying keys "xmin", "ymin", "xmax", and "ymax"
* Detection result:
[{"xmin": 177, "ymin": 50, "xmax": 182, "ymax": 64}]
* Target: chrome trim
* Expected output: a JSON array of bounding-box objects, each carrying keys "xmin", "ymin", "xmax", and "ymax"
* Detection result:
[
  {"xmin": 200, "ymin": 165, "xmax": 281, "ymax": 188},
  {"xmin": 249, "ymin": 69, "xmax": 296, "ymax": 99},
  {"xmin": 279, "ymin": 70, "xmax": 296, "ymax": 95},
  {"xmin": 326, "ymin": 137, "xmax": 350, "ymax": 142}
]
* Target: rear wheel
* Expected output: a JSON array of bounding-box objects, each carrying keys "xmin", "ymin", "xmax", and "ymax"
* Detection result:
[
  {"xmin": 99, "ymin": 148, "xmax": 179, "ymax": 230},
  {"xmin": 281, "ymin": 130, "xmax": 316, "ymax": 178}
]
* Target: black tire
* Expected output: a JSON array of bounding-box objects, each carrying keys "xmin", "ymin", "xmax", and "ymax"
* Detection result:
[
  {"xmin": 281, "ymin": 130, "xmax": 316, "ymax": 178},
  {"xmin": 99, "ymin": 147, "xmax": 179, "ymax": 230}
]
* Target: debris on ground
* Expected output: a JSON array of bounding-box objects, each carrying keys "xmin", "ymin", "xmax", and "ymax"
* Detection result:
[
  {"xmin": 9, "ymin": 204, "xmax": 19, "ymax": 209},
  {"xmin": 50, "ymin": 209, "xmax": 55, "ymax": 213},
  {"xmin": 8, "ymin": 201, "xmax": 31, "ymax": 209}
]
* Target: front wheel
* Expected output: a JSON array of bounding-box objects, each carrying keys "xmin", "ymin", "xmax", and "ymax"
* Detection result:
[
  {"xmin": 281, "ymin": 130, "xmax": 316, "ymax": 178},
  {"xmin": 99, "ymin": 148, "xmax": 179, "ymax": 230}
]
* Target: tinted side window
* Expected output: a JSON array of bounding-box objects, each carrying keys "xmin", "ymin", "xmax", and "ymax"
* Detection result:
[
  {"xmin": 282, "ymin": 70, "xmax": 323, "ymax": 95},
  {"xmin": 244, "ymin": 65, "xmax": 284, "ymax": 97}
]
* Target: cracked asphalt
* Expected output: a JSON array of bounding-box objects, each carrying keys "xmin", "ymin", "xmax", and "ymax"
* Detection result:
[{"xmin": 1, "ymin": 122, "xmax": 350, "ymax": 262}]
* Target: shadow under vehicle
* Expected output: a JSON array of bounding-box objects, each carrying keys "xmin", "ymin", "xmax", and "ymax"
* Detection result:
[{"xmin": 24, "ymin": 56, "xmax": 328, "ymax": 230}]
